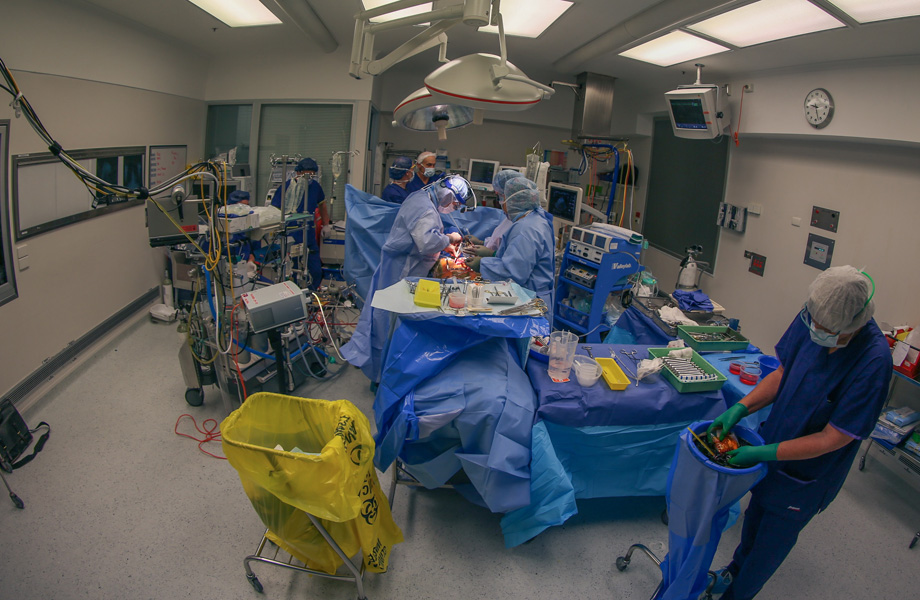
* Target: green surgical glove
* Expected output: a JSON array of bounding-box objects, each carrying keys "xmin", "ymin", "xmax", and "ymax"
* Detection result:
[
  {"xmin": 727, "ymin": 443, "xmax": 778, "ymax": 467},
  {"xmin": 466, "ymin": 235, "xmax": 483, "ymax": 245},
  {"xmin": 707, "ymin": 403, "xmax": 749, "ymax": 440},
  {"xmin": 475, "ymin": 246, "xmax": 495, "ymax": 257},
  {"xmin": 466, "ymin": 256, "xmax": 482, "ymax": 272}
]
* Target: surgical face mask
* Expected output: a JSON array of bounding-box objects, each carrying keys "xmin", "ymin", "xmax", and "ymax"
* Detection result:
[
  {"xmin": 800, "ymin": 307, "xmax": 846, "ymax": 348},
  {"xmin": 423, "ymin": 167, "xmax": 436, "ymax": 178}
]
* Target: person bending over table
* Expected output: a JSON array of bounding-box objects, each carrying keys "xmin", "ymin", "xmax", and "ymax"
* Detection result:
[
  {"xmin": 340, "ymin": 175, "xmax": 469, "ymax": 386},
  {"xmin": 707, "ymin": 265, "xmax": 891, "ymax": 600}
]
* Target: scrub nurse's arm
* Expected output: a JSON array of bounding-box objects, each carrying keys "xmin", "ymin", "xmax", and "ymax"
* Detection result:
[
  {"xmin": 738, "ymin": 365, "xmax": 784, "ymax": 414},
  {"xmin": 775, "ymin": 425, "xmax": 855, "ymax": 461}
]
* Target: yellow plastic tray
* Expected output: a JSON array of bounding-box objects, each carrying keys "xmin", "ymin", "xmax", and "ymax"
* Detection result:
[
  {"xmin": 595, "ymin": 357, "xmax": 630, "ymax": 390},
  {"xmin": 414, "ymin": 279, "xmax": 442, "ymax": 308}
]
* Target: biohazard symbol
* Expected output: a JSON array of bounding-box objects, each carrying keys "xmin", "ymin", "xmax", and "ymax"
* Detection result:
[
  {"xmin": 350, "ymin": 444, "xmax": 364, "ymax": 466},
  {"xmin": 361, "ymin": 496, "xmax": 379, "ymax": 524}
]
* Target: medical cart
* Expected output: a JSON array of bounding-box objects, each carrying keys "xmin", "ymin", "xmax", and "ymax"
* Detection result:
[{"xmin": 554, "ymin": 228, "xmax": 643, "ymax": 343}]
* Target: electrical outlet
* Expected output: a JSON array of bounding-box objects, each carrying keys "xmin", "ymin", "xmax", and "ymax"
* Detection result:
[
  {"xmin": 743, "ymin": 83, "xmax": 754, "ymax": 93},
  {"xmin": 792, "ymin": 217, "xmax": 801, "ymax": 227}
]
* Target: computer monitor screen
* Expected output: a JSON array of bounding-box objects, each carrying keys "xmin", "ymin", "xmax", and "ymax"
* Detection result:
[
  {"xmin": 467, "ymin": 159, "xmax": 499, "ymax": 190},
  {"xmin": 547, "ymin": 183, "xmax": 583, "ymax": 224},
  {"xmin": 669, "ymin": 98, "xmax": 707, "ymax": 130}
]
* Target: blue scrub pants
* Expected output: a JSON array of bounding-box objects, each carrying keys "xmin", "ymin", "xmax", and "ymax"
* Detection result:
[{"xmin": 721, "ymin": 494, "xmax": 816, "ymax": 600}]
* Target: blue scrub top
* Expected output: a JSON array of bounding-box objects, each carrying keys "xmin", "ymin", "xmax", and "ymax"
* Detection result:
[
  {"xmin": 381, "ymin": 182, "xmax": 411, "ymax": 205},
  {"xmin": 405, "ymin": 171, "xmax": 445, "ymax": 194},
  {"xmin": 270, "ymin": 178, "xmax": 325, "ymax": 248},
  {"xmin": 480, "ymin": 208, "xmax": 555, "ymax": 317},
  {"xmin": 754, "ymin": 316, "xmax": 892, "ymax": 514}
]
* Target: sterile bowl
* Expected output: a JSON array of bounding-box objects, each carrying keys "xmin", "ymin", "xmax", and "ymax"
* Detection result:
[
  {"xmin": 758, "ymin": 355, "xmax": 780, "ymax": 379},
  {"xmin": 573, "ymin": 355, "xmax": 602, "ymax": 386}
]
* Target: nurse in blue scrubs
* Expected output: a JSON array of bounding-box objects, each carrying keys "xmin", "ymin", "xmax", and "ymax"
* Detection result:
[
  {"xmin": 466, "ymin": 179, "xmax": 555, "ymax": 321},
  {"xmin": 270, "ymin": 157, "xmax": 328, "ymax": 289},
  {"xmin": 381, "ymin": 156, "xmax": 413, "ymax": 205},
  {"xmin": 405, "ymin": 151, "xmax": 444, "ymax": 193},
  {"xmin": 708, "ymin": 266, "xmax": 892, "ymax": 600}
]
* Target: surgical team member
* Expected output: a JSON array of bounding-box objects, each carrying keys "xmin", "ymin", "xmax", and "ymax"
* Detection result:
[
  {"xmin": 466, "ymin": 179, "xmax": 555, "ymax": 319},
  {"xmin": 270, "ymin": 157, "xmax": 329, "ymax": 288},
  {"xmin": 381, "ymin": 156, "xmax": 414, "ymax": 205},
  {"xmin": 467, "ymin": 169, "xmax": 524, "ymax": 257},
  {"xmin": 405, "ymin": 151, "xmax": 444, "ymax": 193},
  {"xmin": 707, "ymin": 266, "xmax": 891, "ymax": 600},
  {"xmin": 341, "ymin": 175, "xmax": 469, "ymax": 385}
]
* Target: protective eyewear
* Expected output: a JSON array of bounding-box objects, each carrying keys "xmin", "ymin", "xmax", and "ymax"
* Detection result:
[
  {"xmin": 439, "ymin": 177, "xmax": 476, "ymax": 212},
  {"xmin": 799, "ymin": 306, "xmax": 838, "ymax": 341}
]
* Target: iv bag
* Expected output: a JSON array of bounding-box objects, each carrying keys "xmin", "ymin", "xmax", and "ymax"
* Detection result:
[{"xmin": 283, "ymin": 177, "xmax": 306, "ymax": 214}]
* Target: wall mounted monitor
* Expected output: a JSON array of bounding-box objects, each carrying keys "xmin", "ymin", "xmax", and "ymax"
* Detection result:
[{"xmin": 665, "ymin": 86, "xmax": 729, "ymax": 140}]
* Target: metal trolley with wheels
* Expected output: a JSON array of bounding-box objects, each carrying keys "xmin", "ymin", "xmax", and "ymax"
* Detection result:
[
  {"xmin": 615, "ymin": 543, "xmax": 722, "ymax": 600},
  {"xmin": 222, "ymin": 394, "xmax": 403, "ymax": 600},
  {"xmin": 244, "ymin": 519, "xmax": 369, "ymax": 598}
]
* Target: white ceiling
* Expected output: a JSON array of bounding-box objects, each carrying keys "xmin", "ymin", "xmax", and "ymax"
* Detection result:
[{"xmin": 61, "ymin": 0, "xmax": 920, "ymax": 95}]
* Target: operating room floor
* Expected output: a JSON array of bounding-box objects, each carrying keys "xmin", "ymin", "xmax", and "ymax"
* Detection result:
[{"xmin": 1, "ymin": 314, "xmax": 918, "ymax": 600}]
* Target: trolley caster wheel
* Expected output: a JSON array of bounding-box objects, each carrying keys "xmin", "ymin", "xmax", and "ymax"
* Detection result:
[
  {"xmin": 910, "ymin": 534, "xmax": 919, "ymax": 549},
  {"xmin": 247, "ymin": 573, "xmax": 264, "ymax": 593},
  {"xmin": 185, "ymin": 388, "xmax": 204, "ymax": 407},
  {"xmin": 661, "ymin": 508, "xmax": 669, "ymax": 526},
  {"xmin": 10, "ymin": 492, "xmax": 24, "ymax": 509},
  {"xmin": 858, "ymin": 455, "xmax": 866, "ymax": 471},
  {"xmin": 616, "ymin": 557, "xmax": 629, "ymax": 571}
]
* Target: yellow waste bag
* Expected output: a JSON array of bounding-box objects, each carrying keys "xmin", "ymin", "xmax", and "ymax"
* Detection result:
[{"xmin": 221, "ymin": 393, "xmax": 403, "ymax": 574}]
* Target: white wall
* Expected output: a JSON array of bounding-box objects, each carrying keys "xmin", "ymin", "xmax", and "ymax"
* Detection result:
[
  {"xmin": 631, "ymin": 59, "xmax": 920, "ymax": 351},
  {"xmin": 3, "ymin": 0, "xmax": 209, "ymax": 98},
  {"xmin": 0, "ymin": 0, "xmax": 209, "ymax": 398}
]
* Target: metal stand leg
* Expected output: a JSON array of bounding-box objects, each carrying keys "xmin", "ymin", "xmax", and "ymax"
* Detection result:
[
  {"xmin": 858, "ymin": 438, "xmax": 874, "ymax": 470},
  {"xmin": 615, "ymin": 543, "xmax": 719, "ymax": 600},
  {"xmin": 910, "ymin": 532, "xmax": 919, "ymax": 549},
  {"xmin": 0, "ymin": 469, "xmax": 24, "ymax": 509}
]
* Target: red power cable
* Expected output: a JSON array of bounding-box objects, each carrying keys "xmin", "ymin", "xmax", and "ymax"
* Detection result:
[{"xmin": 174, "ymin": 414, "xmax": 226, "ymax": 459}]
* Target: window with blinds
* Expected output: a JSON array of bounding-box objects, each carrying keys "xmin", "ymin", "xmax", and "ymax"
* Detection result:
[{"xmin": 257, "ymin": 104, "xmax": 353, "ymax": 221}]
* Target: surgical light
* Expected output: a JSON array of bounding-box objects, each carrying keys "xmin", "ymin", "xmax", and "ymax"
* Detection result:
[
  {"xmin": 687, "ymin": 0, "xmax": 845, "ymax": 48},
  {"xmin": 424, "ymin": 53, "xmax": 550, "ymax": 111},
  {"xmin": 823, "ymin": 0, "xmax": 920, "ymax": 23},
  {"xmin": 186, "ymin": 0, "xmax": 281, "ymax": 27},
  {"xmin": 619, "ymin": 31, "xmax": 730, "ymax": 68},
  {"xmin": 392, "ymin": 88, "xmax": 479, "ymax": 141},
  {"xmin": 476, "ymin": 0, "xmax": 573, "ymax": 38}
]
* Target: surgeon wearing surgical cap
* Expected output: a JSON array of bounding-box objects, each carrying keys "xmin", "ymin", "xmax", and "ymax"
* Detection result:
[
  {"xmin": 466, "ymin": 169, "xmax": 524, "ymax": 257},
  {"xmin": 270, "ymin": 157, "xmax": 329, "ymax": 289},
  {"xmin": 706, "ymin": 266, "xmax": 891, "ymax": 600},
  {"xmin": 341, "ymin": 175, "xmax": 468, "ymax": 385},
  {"xmin": 466, "ymin": 179, "xmax": 555, "ymax": 320},
  {"xmin": 405, "ymin": 151, "xmax": 444, "ymax": 193},
  {"xmin": 382, "ymin": 156, "xmax": 414, "ymax": 205}
]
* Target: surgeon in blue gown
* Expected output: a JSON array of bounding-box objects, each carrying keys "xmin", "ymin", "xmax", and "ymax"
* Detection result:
[
  {"xmin": 270, "ymin": 157, "xmax": 328, "ymax": 289},
  {"xmin": 467, "ymin": 169, "xmax": 523, "ymax": 257},
  {"xmin": 467, "ymin": 178, "xmax": 555, "ymax": 320},
  {"xmin": 707, "ymin": 266, "xmax": 892, "ymax": 600},
  {"xmin": 381, "ymin": 156, "xmax": 413, "ymax": 205},
  {"xmin": 340, "ymin": 175, "xmax": 469, "ymax": 384}
]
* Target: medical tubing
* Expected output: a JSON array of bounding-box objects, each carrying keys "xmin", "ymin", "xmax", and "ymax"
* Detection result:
[
  {"xmin": 607, "ymin": 148, "xmax": 620, "ymax": 220},
  {"xmin": 311, "ymin": 292, "xmax": 345, "ymax": 361}
]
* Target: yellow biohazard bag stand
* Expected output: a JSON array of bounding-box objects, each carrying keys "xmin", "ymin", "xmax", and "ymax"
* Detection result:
[{"xmin": 221, "ymin": 393, "xmax": 403, "ymax": 597}]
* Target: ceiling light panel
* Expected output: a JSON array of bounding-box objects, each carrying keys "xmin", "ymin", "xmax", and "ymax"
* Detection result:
[
  {"xmin": 362, "ymin": 1, "xmax": 433, "ymax": 24},
  {"xmin": 688, "ymin": 0, "xmax": 845, "ymax": 47},
  {"xmin": 187, "ymin": 0, "xmax": 281, "ymax": 27},
  {"xmin": 478, "ymin": 0, "xmax": 573, "ymax": 38},
  {"xmin": 824, "ymin": 0, "xmax": 920, "ymax": 23},
  {"xmin": 618, "ymin": 31, "xmax": 730, "ymax": 67}
]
